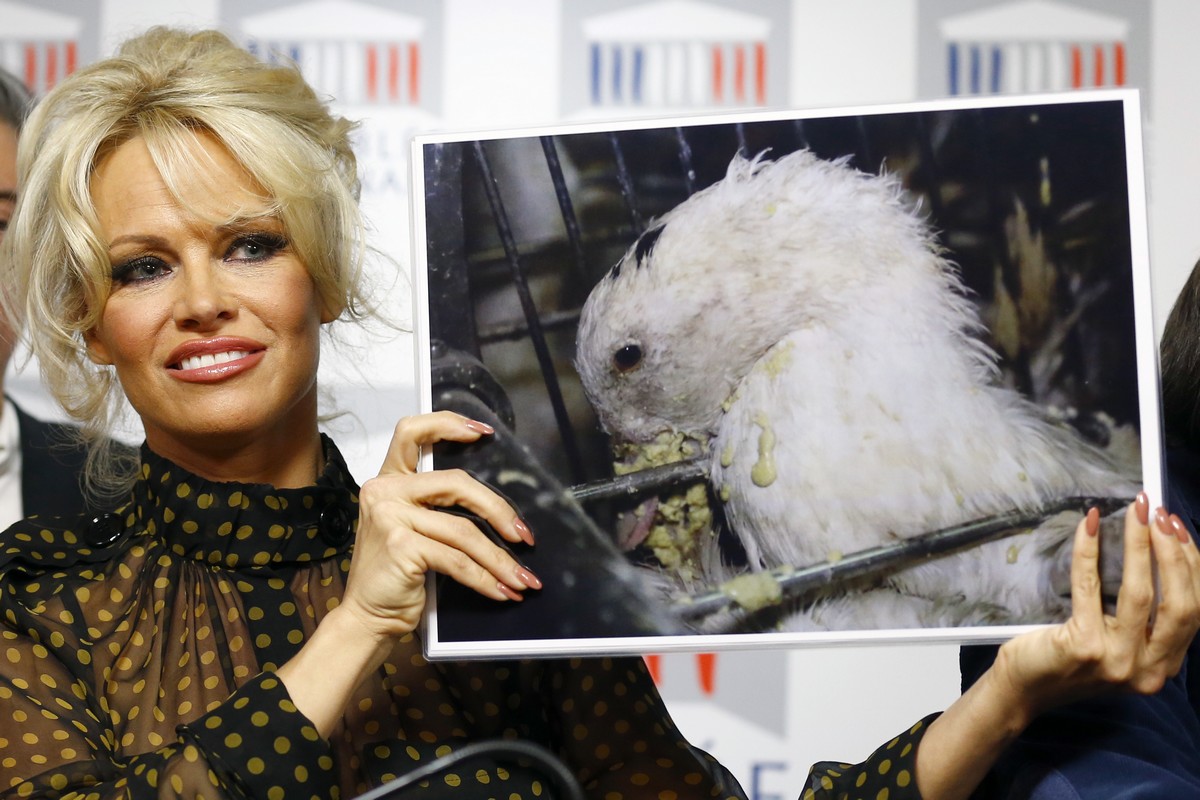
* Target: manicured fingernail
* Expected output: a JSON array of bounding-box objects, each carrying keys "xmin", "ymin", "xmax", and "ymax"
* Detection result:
[
  {"xmin": 1086, "ymin": 507, "xmax": 1100, "ymax": 537},
  {"xmin": 516, "ymin": 565, "xmax": 543, "ymax": 590},
  {"xmin": 464, "ymin": 419, "xmax": 494, "ymax": 435},
  {"xmin": 1171, "ymin": 514, "xmax": 1190, "ymax": 544},
  {"xmin": 498, "ymin": 582, "xmax": 524, "ymax": 602},
  {"xmin": 1156, "ymin": 507, "xmax": 1170, "ymax": 531},
  {"xmin": 1135, "ymin": 492, "xmax": 1149, "ymax": 525},
  {"xmin": 513, "ymin": 518, "xmax": 534, "ymax": 546}
]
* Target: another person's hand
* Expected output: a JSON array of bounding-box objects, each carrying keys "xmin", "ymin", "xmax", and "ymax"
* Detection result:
[
  {"xmin": 915, "ymin": 494, "xmax": 1200, "ymax": 800},
  {"xmin": 991, "ymin": 493, "xmax": 1200, "ymax": 727},
  {"xmin": 340, "ymin": 411, "xmax": 540, "ymax": 640}
]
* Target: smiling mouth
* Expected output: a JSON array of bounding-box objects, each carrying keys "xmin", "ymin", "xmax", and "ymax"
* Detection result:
[{"xmin": 175, "ymin": 350, "xmax": 252, "ymax": 370}]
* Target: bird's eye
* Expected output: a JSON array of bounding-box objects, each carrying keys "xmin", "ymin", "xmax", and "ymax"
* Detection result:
[{"xmin": 613, "ymin": 344, "xmax": 643, "ymax": 373}]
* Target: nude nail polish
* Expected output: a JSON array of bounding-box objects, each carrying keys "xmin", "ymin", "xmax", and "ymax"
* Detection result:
[
  {"xmin": 1171, "ymin": 514, "xmax": 1191, "ymax": 544},
  {"xmin": 464, "ymin": 419, "xmax": 494, "ymax": 435},
  {"xmin": 513, "ymin": 518, "xmax": 534, "ymax": 546},
  {"xmin": 498, "ymin": 582, "xmax": 524, "ymax": 602},
  {"xmin": 516, "ymin": 566, "xmax": 543, "ymax": 590},
  {"xmin": 1135, "ymin": 491, "xmax": 1149, "ymax": 525}
]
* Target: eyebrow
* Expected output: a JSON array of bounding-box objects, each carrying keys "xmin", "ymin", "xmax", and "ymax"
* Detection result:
[
  {"xmin": 0, "ymin": 191, "xmax": 15, "ymax": 203},
  {"xmin": 106, "ymin": 218, "xmax": 285, "ymax": 251},
  {"xmin": 107, "ymin": 234, "xmax": 169, "ymax": 250}
]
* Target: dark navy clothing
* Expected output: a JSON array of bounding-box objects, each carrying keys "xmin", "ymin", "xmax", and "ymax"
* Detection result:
[
  {"xmin": 13, "ymin": 401, "xmax": 94, "ymax": 516},
  {"xmin": 1165, "ymin": 444, "xmax": 1200, "ymax": 714},
  {"xmin": 961, "ymin": 445, "xmax": 1200, "ymax": 799},
  {"xmin": 11, "ymin": 399, "xmax": 136, "ymax": 517}
]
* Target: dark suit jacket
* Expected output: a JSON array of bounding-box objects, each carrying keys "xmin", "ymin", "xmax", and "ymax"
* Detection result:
[{"xmin": 12, "ymin": 400, "xmax": 105, "ymax": 517}]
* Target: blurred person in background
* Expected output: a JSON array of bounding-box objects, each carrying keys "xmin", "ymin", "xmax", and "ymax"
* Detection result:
[{"xmin": 0, "ymin": 66, "xmax": 126, "ymax": 525}]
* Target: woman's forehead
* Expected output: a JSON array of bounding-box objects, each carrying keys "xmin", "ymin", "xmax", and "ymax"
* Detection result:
[{"xmin": 91, "ymin": 131, "xmax": 275, "ymax": 232}]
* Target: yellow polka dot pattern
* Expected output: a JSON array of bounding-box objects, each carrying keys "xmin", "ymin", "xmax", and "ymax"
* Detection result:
[
  {"xmin": 802, "ymin": 713, "xmax": 939, "ymax": 799},
  {"xmin": 0, "ymin": 438, "xmax": 744, "ymax": 799}
]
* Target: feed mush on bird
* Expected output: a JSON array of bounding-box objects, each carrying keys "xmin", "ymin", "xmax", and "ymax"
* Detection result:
[{"xmin": 611, "ymin": 431, "xmax": 715, "ymax": 583}]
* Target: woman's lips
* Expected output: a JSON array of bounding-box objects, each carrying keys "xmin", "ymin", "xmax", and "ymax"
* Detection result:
[
  {"xmin": 171, "ymin": 350, "xmax": 265, "ymax": 382},
  {"xmin": 167, "ymin": 338, "xmax": 265, "ymax": 383},
  {"xmin": 178, "ymin": 350, "xmax": 250, "ymax": 371}
]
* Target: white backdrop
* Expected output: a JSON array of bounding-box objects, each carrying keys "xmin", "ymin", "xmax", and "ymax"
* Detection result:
[{"xmin": 6, "ymin": 1, "xmax": 1200, "ymax": 795}]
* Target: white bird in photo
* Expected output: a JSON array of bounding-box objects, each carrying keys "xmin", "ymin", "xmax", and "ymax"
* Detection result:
[{"xmin": 574, "ymin": 149, "xmax": 1139, "ymax": 630}]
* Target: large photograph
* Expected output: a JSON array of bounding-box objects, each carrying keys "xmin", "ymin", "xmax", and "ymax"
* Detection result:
[{"xmin": 412, "ymin": 91, "xmax": 1160, "ymax": 658}]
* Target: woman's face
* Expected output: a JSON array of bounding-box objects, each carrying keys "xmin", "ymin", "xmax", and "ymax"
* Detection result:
[{"xmin": 86, "ymin": 132, "xmax": 335, "ymax": 468}]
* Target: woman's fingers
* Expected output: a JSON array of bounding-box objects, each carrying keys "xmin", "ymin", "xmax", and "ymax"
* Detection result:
[
  {"xmin": 1143, "ymin": 512, "xmax": 1200, "ymax": 671},
  {"xmin": 358, "ymin": 470, "xmax": 533, "ymax": 569},
  {"xmin": 341, "ymin": 411, "xmax": 546, "ymax": 638},
  {"xmin": 345, "ymin": 451, "xmax": 543, "ymax": 628},
  {"xmin": 1091, "ymin": 496, "xmax": 1200, "ymax": 695},
  {"xmin": 343, "ymin": 493, "xmax": 542, "ymax": 637},
  {"xmin": 379, "ymin": 411, "xmax": 496, "ymax": 476},
  {"xmin": 418, "ymin": 528, "xmax": 536, "ymax": 602},
  {"xmin": 395, "ymin": 503, "xmax": 539, "ymax": 592},
  {"xmin": 1069, "ymin": 506, "xmax": 1104, "ymax": 629},
  {"xmin": 1112, "ymin": 497, "xmax": 1157, "ymax": 637},
  {"xmin": 373, "ymin": 411, "xmax": 531, "ymax": 545},
  {"xmin": 368, "ymin": 467, "xmax": 531, "ymax": 546},
  {"xmin": 998, "ymin": 494, "xmax": 1198, "ymax": 717},
  {"xmin": 1179, "ymin": 520, "xmax": 1200, "ymax": 600}
]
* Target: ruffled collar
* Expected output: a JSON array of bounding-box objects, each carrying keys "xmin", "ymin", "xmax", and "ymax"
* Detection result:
[{"xmin": 129, "ymin": 433, "xmax": 360, "ymax": 568}]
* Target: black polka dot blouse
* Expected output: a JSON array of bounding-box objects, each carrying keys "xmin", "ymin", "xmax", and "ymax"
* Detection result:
[
  {"xmin": 0, "ymin": 437, "xmax": 745, "ymax": 799},
  {"xmin": 802, "ymin": 714, "xmax": 937, "ymax": 799}
]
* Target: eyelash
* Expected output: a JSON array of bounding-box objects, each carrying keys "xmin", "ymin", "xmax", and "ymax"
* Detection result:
[
  {"xmin": 110, "ymin": 255, "xmax": 168, "ymax": 285},
  {"xmin": 227, "ymin": 232, "xmax": 289, "ymax": 263},
  {"xmin": 109, "ymin": 232, "xmax": 290, "ymax": 286}
]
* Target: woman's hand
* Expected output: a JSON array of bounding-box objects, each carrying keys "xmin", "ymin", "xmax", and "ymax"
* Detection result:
[
  {"xmin": 990, "ymin": 494, "xmax": 1200, "ymax": 725},
  {"xmin": 339, "ymin": 411, "xmax": 540, "ymax": 641},
  {"xmin": 278, "ymin": 412, "xmax": 540, "ymax": 738},
  {"xmin": 915, "ymin": 494, "xmax": 1200, "ymax": 800}
]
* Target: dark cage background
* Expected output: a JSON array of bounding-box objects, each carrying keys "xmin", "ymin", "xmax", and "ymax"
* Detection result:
[{"xmin": 417, "ymin": 98, "xmax": 1143, "ymax": 644}]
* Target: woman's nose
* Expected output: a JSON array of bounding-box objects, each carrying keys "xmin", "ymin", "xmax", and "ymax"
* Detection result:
[{"xmin": 172, "ymin": 262, "xmax": 237, "ymax": 329}]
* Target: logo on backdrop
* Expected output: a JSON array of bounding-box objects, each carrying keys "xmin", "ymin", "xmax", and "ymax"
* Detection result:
[
  {"xmin": 650, "ymin": 649, "xmax": 789, "ymax": 738},
  {"xmin": 917, "ymin": 0, "xmax": 1150, "ymax": 107},
  {"xmin": 221, "ymin": 0, "xmax": 445, "ymax": 259},
  {"xmin": 560, "ymin": 0, "xmax": 791, "ymax": 117},
  {"xmin": 0, "ymin": 0, "xmax": 99, "ymax": 96},
  {"xmin": 232, "ymin": 0, "xmax": 441, "ymax": 112}
]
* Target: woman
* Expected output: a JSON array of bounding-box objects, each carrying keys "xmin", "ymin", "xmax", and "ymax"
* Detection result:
[
  {"xmin": 0, "ymin": 27, "xmax": 1196, "ymax": 800},
  {"xmin": 0, "ymin": 28, "xmax": 740, "ymax": 800}
]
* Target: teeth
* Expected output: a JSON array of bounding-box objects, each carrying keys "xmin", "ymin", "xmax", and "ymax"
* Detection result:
[{"xmin": 179, "ymin": 350, "xmax": 250, "ymax": 371}]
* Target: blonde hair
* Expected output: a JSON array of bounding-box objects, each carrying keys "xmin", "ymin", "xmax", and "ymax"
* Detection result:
[{"xmin": 1, "ymin": 27, "xmax": 367, "ymax": 491}]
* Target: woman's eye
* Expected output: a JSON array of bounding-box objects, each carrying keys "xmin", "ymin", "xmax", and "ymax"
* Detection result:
[
  {"xmin": 227, "ymin": 233, "xmax": 287, "ymax": 263},
  {"xmin": 111, "ymin": 256, "xmax": 170, "ymax": 285}
]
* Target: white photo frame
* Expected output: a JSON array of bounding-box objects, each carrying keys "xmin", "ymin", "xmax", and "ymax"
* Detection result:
[{"xmin": 411, "ymin": 90, "xmax": 1160, "ymax": 659}]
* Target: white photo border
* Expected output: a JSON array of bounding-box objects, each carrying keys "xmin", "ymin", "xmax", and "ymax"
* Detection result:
[{"xmin": 411, "ymin": 89, "xmax": 1161, "ymax": 659}]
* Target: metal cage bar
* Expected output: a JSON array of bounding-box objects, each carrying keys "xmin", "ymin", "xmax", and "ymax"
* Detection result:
[
  {"xmin": 607, "ymin": 131, "xmax": 646, "ymax": 235},
  {"xmin": 539, "ymin": 135, "xmax": 592, "ymax": 286},
  {"xmin": 470, "ymin": 140, "xmax": 586, "ymax": 482}
]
